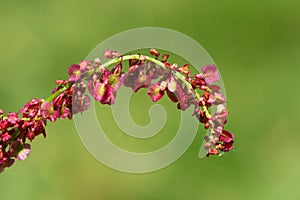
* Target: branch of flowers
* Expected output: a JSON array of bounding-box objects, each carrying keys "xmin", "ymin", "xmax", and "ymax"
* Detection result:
[{"xmin": 0, "ymin": 48, "xmax": 235, "ymax": 174}]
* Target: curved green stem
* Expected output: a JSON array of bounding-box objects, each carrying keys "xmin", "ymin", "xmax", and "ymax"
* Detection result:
[{"xmin": 45, "ymin": 82, "xmax": 73, "ymax": 102}]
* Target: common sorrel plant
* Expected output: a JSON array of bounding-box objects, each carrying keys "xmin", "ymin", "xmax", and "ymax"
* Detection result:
[{"xmin": 0, "ymin": 48, "xmax": 234, "ymax": 173}]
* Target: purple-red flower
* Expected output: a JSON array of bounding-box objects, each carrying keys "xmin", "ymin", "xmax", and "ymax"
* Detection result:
[
  {"xmin": 201, "ymin": 65, "xmax": 219, "ymax": 84},
  {"xmin": 148, "ymin": 83, "xmax": 164, "ymax": 102},
  {"xmin": 0, "ymin": 104, "xmax": 44, "ymax": 172},
  {"xmin": 104, "ymin": 49, "xmax": 112, "ymax": 58},
  {"xmin": 0, "ymin": 131, "xmax": 11, "ymax": 142},
  {"xmin": 91, "ymin": 67, "xmax": 122, "ymax": 105},
  {"xmin": 219, "ymin": 130, "xmax": 234, "ymax": 152},
  {"xmin": 41, "ymin": 102, "xmax": 59, "ymax": 122},
  {"xmin": 78, "ymin": 60, "xmax": 94, "ymax": 74},
  {"xmin": 167, "ymin": 75, "xmax": 177, "ymax": 92},
  {"xmin": 103, "ymin": 49, "xmax": 121, "ymax": 59},
  {"xmin": 123, "ymin": 64, "xmax": 146, "ymax": 92},
  {"xmin": 220, "ymin": 130, "xmax": 234, "ymax": 143},
  {"xmin": 24, "ymin": 119, "xmax": 47, "ymax": 141},
  {"xmin": 208, "ymin": 85, "xmax": 221, "ymax": 92},
  {"xmin": 17, "ymin": 144, "xmax": 31, "ymax": 161},
  {"xmin": 210, "ymin": 104, "xmax": 229, "ymax": 127},
  {"xmin": 207, "ymin": 92, "xmax": 226, "ymax": 105},
  {"xmin": 68, "ymin": 64, "xmax": 81, "ymax": 82},
  {"xmin": 72, "ymin": 81, "xmax": 91, "ymax": 114},
  {"xmin": 133, "ymin": 71, "xmax": 151, "ymax": 92},
  {"xmin": 52, "ymin": 82, "xmax": 73, "ymax": 120},
  {"xmin": 20, "ymin": 98, "xmax": 43, "ymax": 119},
  {"xmin": 94, "ymin": 82, "xmax": 115, "ymax": 105},
  {"xmin": 73, "ymin": 94, "xmax": 90, "ymax": 114},
  {"xmin": 176, "ymin": 85, "xmax": 197, "ymax": 111}
]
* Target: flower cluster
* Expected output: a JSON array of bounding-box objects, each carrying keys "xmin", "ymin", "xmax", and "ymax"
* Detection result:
[
  {"xmin": 0, "ymin": 48, "xmax": 235, "ymax": 174},
  {"xmin": 0, "ymin": 81, "xmax": 76, "ymax": 172},
  {"xmin": 190, "ymin": 66, "xmax": 234, "ymax": 156},
  {"xmin": 88, "ymin": 64, "xmax": 122, "ymax": 105},
  {"xmin": 86, "ymin": 49, "xmax": 234, "ymax": 156}
]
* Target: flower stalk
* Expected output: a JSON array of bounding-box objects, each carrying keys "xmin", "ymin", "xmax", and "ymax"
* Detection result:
[{"xmin": 0, "ymin": 48, "xmax": 235, "ymax": 174}]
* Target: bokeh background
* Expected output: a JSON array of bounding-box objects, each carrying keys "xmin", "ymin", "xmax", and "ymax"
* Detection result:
[{"xmin": 1, "ymin": 0, "xmax": 300, "ymax": 199}]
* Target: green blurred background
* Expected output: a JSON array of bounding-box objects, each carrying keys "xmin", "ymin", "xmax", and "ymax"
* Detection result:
[{"xmin": 1, "ymin": 0, "xmax": 300, "ymax": 199}]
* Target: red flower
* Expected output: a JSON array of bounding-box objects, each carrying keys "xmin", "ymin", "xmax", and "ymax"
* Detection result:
[
  {"xmin": 207, "ymin": 92, "xmax": 226, "ymax": 105},
  {"xmin": 148, "ymin": 83, "xmax": 164, "ymax": 102},
  {"xmin": 94, "ymin": 82, "xmax": 115, "ymax": 105},
  {"xmin": 219, "ymin": 130, "xmax": 234, "ymax": 152},
  {"xmin": 91, "ymin": 67, "xmax": 122, "ymax": 105},
  {"xmin": 201, "ymin": 65, "xmax": 219, "ymax": 84},
  {"xmin": 41, "ymin": 102, "xmax": 59, "ymax": 122},
  {"xmin": 68, "ymin": 64, "xmax": 81, "ymax": 82},
  {"xmin": 133, "ymin": 71, "xmax": 151, "ymax": 92}
]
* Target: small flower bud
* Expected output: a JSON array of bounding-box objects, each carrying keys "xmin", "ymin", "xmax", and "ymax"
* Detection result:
[
  {"xmin": 104, "ymin": 49, "xmax": 112, "ymax": 58},
  {"xmin": 178, "ymin": 64, "xmax": 190, "ymax": 76},
  {"xmin": 162, "ymin": 54, "xmax": 169, "ymax": 62},
  {"xmin": 150, "ymin": 48, "xmax": 160, "ymax": 57},
  {"xmin": 204, "ymin": 123, "xmax": 210, "ymax": 129},
  {"xmin": 111, "ymin": 51, "xmax": 122, "ymax": 58}
]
